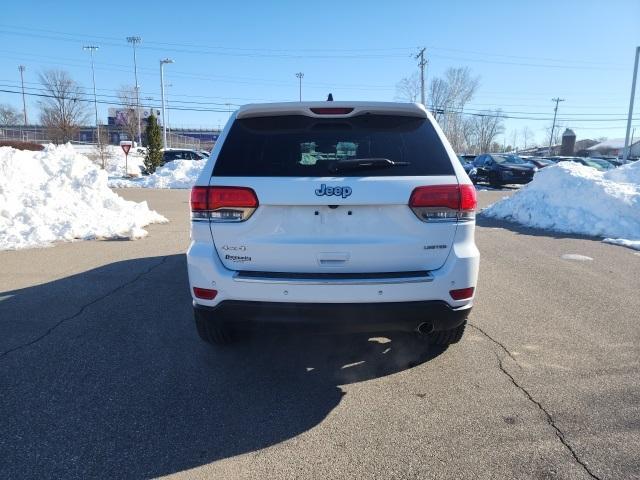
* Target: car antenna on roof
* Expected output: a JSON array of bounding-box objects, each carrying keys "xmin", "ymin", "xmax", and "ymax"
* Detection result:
[{"xmin": 327, "ymin": 93, "xmax": 334, "ymax": 101}]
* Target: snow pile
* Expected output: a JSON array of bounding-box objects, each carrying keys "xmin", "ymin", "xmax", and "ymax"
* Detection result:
[
  {"xmin": 0, "ymin": 144, "xmax": 168, "ymax": 250},
  {"xmin": 109, "ymin": 159, "xmax": 205, "ymax": 189},
  {"xmin": 603, "ymin": 160, "xmax": 640, "ymax": 184},
  {"xmin": 482, "ymin": 161, "xmax": 640, "ymax": 250}
]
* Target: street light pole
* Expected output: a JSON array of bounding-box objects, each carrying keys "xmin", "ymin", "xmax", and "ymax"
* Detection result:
[
  {"xmin": 18, "ymin": 65, "xmax": 27, "ymax": 125},
  {"xmin": 83, "ymin": 46, "xmax": 102, "ymax": 164},
  {"xmin": 548, "ymin": 97, "xmax": 565, "ymax": 154},
  {"xmin": 622, "ymin": 46, "xmax": 639, "ymax": 162},
  {"xmin": 296, "ymin": 72, "xmax": 304, "ymax": 101},
  {"xmin": 165, "ymin": 84, "xmax": 173, "ymax": 148},
  {"xmin": 160, "ymin": 58, "xmax": 174, "ymax": 149},
  {"xmin": 127, "ymin": 36, "xmax": 142, "ymax": 145}
]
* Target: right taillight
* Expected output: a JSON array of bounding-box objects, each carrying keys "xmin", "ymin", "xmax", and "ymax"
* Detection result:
[
  {"xmin": 190, "ymin": 186, "xmax": 258, "ymax": 222},
  {"xmin": 409, "ymin": 184, "xmax": 476, "ymax": 222}
]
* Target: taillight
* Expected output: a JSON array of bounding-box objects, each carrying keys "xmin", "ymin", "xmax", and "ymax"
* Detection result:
[
  {"xmin": 190, "ymin": 186, "xmax": 258, "ymax": 222},
  {"xmin": 409, "ymin": 184, "xmax": 476, "ymax": 222}
]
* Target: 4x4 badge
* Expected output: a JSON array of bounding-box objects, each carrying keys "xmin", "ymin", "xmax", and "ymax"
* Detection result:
[{"xmin": 315, "ymin": 184, "xmax": 352, "ymax": 199}]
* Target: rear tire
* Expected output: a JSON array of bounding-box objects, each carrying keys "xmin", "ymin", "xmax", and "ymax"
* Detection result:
[
  {"xmin": 428, "ymin": 321, "xmax": 466, "ymax": 346},
  {"xmin": 194, "ymin": 309, "xmax": 235, "ymax": 345}
]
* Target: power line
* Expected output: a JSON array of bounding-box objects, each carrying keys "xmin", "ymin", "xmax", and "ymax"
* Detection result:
[
  {"xmin": 0, "ymin": 24, "xmax": 627, "ymax": 68},
  {"xmin": 4, "ymin": 87, "xmax": 637, "ymax": 123}
]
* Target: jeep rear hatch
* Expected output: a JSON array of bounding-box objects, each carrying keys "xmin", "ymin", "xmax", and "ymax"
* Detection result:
[{"xmin": 202, "ymin": 113, "xmax": 469, "ymax": 273}]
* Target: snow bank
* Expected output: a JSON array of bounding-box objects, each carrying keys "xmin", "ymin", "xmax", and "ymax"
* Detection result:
[
  {"xmin": 0, "ymin": 144, "xmax": 167, "ymax": 250},
  {"xmin": 603, "ymin": 160, "xmax": 640, "ymax": 185},
  {"xmin": 109, "ymin": 159, "xmax": 205, "ymax": 189},
  {"xmin": 482, "ymin": 162, "xmax": 640, "ymax": 250}
]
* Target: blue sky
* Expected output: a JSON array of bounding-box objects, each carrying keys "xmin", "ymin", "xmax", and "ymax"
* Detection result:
[{"xmin": 1, "ymin": 0, "xmax": 639, "ymax": 145}]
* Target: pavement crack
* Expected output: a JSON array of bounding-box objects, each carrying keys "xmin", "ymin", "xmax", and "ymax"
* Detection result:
[
  {"xmin": 0, "ymin": 256, "xmax": 169, "ymax": 360},
  {"xmin": 468, "ymin": 322, "xmax": 520, "ymax": 367},
  {"xmin": 495, "ymin": 354, "xmax": 601, "ymax": 480}
]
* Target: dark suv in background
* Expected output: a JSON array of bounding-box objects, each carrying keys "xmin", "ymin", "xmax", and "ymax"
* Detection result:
[
  {"xmin": 162, "ymin": 149, "xmax": 208, "ymax": 163},
  {"xmin": 473, "ymin": 154, "xmax": 537, "ymax": 187}
]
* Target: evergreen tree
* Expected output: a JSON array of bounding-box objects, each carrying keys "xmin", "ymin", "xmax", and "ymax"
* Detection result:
[{"xmin": 144, "ymin": 113, "xmax": 163, "ymax": 174}]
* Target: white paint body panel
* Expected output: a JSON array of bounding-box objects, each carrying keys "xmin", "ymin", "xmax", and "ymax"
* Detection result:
[{"xmin": 188, "ymin": 101, "xmax": 479, "ymax": 309}]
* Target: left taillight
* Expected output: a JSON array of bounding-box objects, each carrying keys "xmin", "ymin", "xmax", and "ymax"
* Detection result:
[
  {"xmin": 409, "ymin": 184, "xmax": 476, "ymax": 222},
  {"xmin": 190, "ymin": 186, "xmax": 258, "ymax": 222}
]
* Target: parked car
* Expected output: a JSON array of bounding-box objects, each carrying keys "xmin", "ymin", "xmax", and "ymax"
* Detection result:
[
  {"xmin": 589, "ymin": 155, "xmax": 624, "ymax": 167},
  {"xmin": 188, "ymin": 101, "xmax": 479, "ymax": 346},
  {"xmin": 472, "ymin": 153, "xmax": 537, "ymax": 187},
  {"xmin": 587, "ymin": 158, "xmax": 615, "ymax": 170},
  {"xmin": 556, "ymin": 157, "xmax": 611, "ymax": 171},
  {"xmin": 525, "ymin": 157, "xmax": 555, "ymax": 169},
  {"xmin": 457, "ymin": 155, "xmax": 477, "ymax": 183},
  {"xmin": 458, "ymin": 154, "xmax": 477, "ymax": 163},
  {"xmin": 162, "ymin": 149, "xmax": 208, "ymax": 163}
]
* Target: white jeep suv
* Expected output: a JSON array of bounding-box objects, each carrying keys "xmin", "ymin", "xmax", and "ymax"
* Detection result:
[{"xmin": 187, "ymin": 102, "xmax": 479, "ymax": 346}]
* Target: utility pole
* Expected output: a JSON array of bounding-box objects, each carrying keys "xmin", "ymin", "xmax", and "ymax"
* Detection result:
[
  {"xmin": 127, "ymin": 36, "xmax": 142, "ymax": 145},
  {"xmin": 83, "ymin": 46, "xmax": 103, "ymax": 165},
  {"xmin": 295, "ymin": 72, "xmax": 304, "ymax": 101},
  {"xmin": 18, "ymin": 65, "xmax": 27, "ymax": 125},
  {"xmin": 415, "ymin": 47, "xmax": 427, "ymax": 106},
  {"xmin": 623, "ymin": 46, "xmax": 639, "ymax": 162},
  {"xmin": 548, "ymin": 97, "xmax": 565, "ymax": 154},
  {"xmin": 160, "ymin": 58, "xmax": 174, "ymax": 149}
]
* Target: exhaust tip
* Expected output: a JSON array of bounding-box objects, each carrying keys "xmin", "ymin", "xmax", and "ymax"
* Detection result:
[{"xmin": 417, "ymin": 322, "xmax": 434, "ymax": 335}]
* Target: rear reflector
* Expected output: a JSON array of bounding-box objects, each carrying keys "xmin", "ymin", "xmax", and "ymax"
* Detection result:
[
  {"xmin": 450, "ymin": 287, "xmax": 475, "ymax": 300},
  {"xmin": 310, "ymin": 107, "xmax": 354, "ymax": 115},
  {"xmin": 193, "ymin": 287, "xmax": 218, "ymax": 300},
  {"xmin": 409, "ymin": 184, "xmax": 477, "ymax": 222},
  {"xmin": 190, "ymin": 186, "xmax": 258, "ymax": 222}
]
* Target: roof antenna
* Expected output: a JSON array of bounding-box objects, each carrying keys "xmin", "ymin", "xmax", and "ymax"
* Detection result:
[{"xmin": 327, "ymin": 93, "xmax": 333, "ymax": 101}]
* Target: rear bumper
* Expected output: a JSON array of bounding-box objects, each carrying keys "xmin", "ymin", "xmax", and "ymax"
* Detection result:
[
  {"xmin": 194, "ymin": 300, "xmax": 470, "ymax": 333},
  {"xmin": 187, "ymin": 221, "xmax": 479, "ymax": 308}
]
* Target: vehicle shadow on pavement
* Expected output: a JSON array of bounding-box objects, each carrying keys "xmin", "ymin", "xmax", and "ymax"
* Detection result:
[
  {"xmin": 476, "ymin": 214, "xmax": 605, "ymax": 242},
  {"xmin": 0, "ymin": 254, "xmax": 445, "ymax": 478}
]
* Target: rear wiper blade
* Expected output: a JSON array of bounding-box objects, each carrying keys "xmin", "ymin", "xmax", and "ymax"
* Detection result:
[{"xmin": 329, "ymin": 158, "xmax": 410, "ymax": 173}]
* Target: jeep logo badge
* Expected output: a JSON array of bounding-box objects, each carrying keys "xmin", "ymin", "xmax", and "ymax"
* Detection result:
[{"xmin": 315, "ymin": 184, "xmax": 352, "ymax": 199}]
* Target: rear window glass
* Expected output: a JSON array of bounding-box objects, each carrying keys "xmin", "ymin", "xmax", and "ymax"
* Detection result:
[{"xmin": 213, "ymin": 114, "xmax": 454, "ymax": 177}]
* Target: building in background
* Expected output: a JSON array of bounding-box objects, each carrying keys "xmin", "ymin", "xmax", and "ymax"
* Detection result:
[{"xmin": 586, "ymin": 138, "xmax": 640, "ymax": 158}]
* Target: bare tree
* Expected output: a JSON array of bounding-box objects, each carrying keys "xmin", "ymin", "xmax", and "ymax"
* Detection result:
[
  {"xmin": 0, "ymin": 104, "xmax": 20, "ymax": 126},
  {"xmin": 38, "ymin": 70, "xmax": 89, "ymax": 143},
  {"xmin": 510, "ymin": 130, "xmax": 518, "ymax": 151},
  {"xmin": 394, "ymin": 72, "xmax": 421, "ymax": 102},
  {"xmin": 92, "ymin": 126, "xmax": 112, "ymax": 169},
  {"xmin": 543, "ymin": 122, "xmax": 565, "ymax": 149},
  {"xmin": 521, "ymin": 126, "xmax": 534, "ymax": 149},
  {"xmin": 116, "ymin": 85, "xmax": 142, "ymax": 142},
  {"xmin": 428, "ymin": 68, "xmax": 480, "ymax": 152},
  {"xmin": 396, "ymin": 67, "xmax": 480, "ymax": 152},
  {"xmin": 466, "ymin": 110, "xmax": 505, "ymax": 153}
]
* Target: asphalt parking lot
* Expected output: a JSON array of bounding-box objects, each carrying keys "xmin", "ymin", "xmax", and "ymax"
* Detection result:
[{"xmin": 1, "ymin": 189, "xmax": 639, "ymax": 480}]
